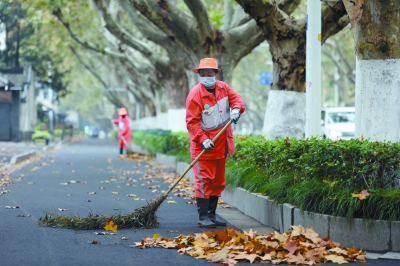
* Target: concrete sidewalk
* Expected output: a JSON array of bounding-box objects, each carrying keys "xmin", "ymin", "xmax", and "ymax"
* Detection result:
[{"xmin": 0, "ymin": 140, "xmax": 66, "ymax": 170}]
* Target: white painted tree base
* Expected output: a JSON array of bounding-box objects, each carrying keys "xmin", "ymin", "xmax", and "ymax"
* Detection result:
[
  {"xmin": 130, "ymin": 109, "xmax": 187, "ymax": 132},
  {"xmin": 262, "ymin": 90, "xmax": 306, "ymax": 139},
  {"xmin": 357, "ymin": 59, "xmax": 400, "ymax": 142}
]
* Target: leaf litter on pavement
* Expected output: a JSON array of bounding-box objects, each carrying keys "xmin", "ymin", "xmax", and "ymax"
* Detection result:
[
  {"xmin": 38, "ymin": 154, "xmax": 197, "ymax": 229},
  {"xmin": 134, "ymin": 225, "xmax": 366, "ymax": 265}
]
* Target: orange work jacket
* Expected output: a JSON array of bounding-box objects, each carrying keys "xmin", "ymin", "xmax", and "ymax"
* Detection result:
[{"xmin": 186, "ymin": 80, "xmax": 245, "ymax": 160}]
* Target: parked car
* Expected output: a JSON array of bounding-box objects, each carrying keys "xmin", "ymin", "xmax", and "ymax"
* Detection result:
[
  {"xmin": 321, "ymin": 107, "xmax": 355, "ymax": 140},
  {"xmin": 89, "ymin": 127, "xmax": 100, "ymax": 138}
]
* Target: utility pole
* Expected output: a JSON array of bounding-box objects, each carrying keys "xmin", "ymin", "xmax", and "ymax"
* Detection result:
[{"xmin": 305, "ymin": 0, "xmax": 322, "ymax": 138}]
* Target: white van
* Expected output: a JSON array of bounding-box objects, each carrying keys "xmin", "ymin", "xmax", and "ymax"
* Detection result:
[{"xmin": 321, "ymin": 107, "xmax": 355, "ymax": 140}]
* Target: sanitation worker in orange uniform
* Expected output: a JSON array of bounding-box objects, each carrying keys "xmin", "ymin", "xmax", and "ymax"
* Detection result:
[
  {"xmin": 186, "ymin": 58, "xmax": 245, "ymax": 228},
  {"xmin": 112, "ymin": 107, "xmax": 132, "ymax": 155}
]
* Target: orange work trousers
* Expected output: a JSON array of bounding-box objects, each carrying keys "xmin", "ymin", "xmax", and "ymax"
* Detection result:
[{"xmin": 193, "ymin": 157, "xmax": 227, "ymax": 198}]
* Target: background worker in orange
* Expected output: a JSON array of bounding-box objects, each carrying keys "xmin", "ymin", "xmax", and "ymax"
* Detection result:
[
  {"xmin": 111, "ymin": 107, "xmax": 132, "ymax": 155},
  {"xmin": 186, "ymin": 58, "xmax": 245, "ymax": 228}
]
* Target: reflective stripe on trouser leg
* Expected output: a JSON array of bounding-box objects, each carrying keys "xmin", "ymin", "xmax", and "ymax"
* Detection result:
[
  {"xmin": 193, "ymin": 159, "xmax": 226, "ymax": 198},
  {"xmin": 194, "ymin": 161, "xmax": 205, "ymax": 198}
]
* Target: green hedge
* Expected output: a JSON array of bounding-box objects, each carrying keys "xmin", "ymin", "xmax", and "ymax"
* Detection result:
[
  {"xmin": 227, "ymin": 136, "xmax": 400, "ymax": 221},
  {"xmin": 132, "ymin": 130, "xmax": 191, "ymax": 163},
  {"xmin": 129, "ymin": 130, "xmax": 400, "ymax": 220}
]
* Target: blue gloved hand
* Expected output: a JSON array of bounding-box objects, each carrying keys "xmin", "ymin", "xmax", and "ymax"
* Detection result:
[
  {"xmin": 202, "ymin": 139, "xmax": 214, "ymax": 151},
  {"xmin": 230, "ymin": 108, "xmax": 241, "ymax": 124}
]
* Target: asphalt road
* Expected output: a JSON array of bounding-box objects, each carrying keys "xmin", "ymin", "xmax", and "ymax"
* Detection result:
[{"xmin": 1, "ymin": 138, "xmax": 399, "ymax": 266}]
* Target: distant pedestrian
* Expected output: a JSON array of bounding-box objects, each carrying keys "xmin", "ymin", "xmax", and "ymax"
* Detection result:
[
  {"xmin": 186, "ymin": 58, "xmax": 245, "ymax": 228},
  {"xmin": 111, "ymin": 107, "xmax": 132, "ymax": 155}
]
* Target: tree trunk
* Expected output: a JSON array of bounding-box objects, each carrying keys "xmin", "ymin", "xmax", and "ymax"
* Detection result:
[
  {"xmin": 261, "ymin": 25, "xmax": 306, "ymax": 139},
  {"xmin": 235, "ymin": 0, "xmax": 348, "ymax": 139},
  {"xmin": 349, "ymin": 0, "xmax": 400, "ymax": 141}
]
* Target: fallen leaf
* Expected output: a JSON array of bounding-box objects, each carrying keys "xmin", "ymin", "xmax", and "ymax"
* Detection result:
[
  {"xmin": 325, "ymin": 254, "xmax": 348, "ymax": 264},
  {"xmin": 17, "ymin": 214, "xmax": 31, "ymax": 217},
  {"xmin": 98, "ymin": 187, "xmax": 106, "ymax": 190},
  {"xmin": 104, "ymin": 220, "xmax": 118, "ymax": 233},
  {"xmin": 27, "ymin": 182, "xmax": 36, "ymax": 185},
  {"xmin": 5, "ymin": 206, "xmax": 19, "ymax": 209},
  {"xmin": 126, "ymin": 194, "xmax": 137, "ymax": 197},
  {"xmin": 352, "ymin": 189, "xmax": 370, "ymax": 200},
  {"xmin": 85, "ymin": 200, "xmax": 92, "ymax": 202},
  {"xmin": 58, "ymin": 208, "xmax": 69, "ymax": 211},
  {"xmin": 122, "ymin": 236, "xmax": 129, "ymax": 240},
  {"xmin": 89, "ymin": 240, "xmax": 99, "ymax": 244},
  {"xmin": 131, "ymin": 198, "xmax": 145, "ymax": 201},
  {"xmin": 284, "ymin": 238, "xmax": 299, "ymax": 256},
  {"xmin": 87, "ymin": 192, "xmax": 97, "ymax": 195},
  {"xmin": 207, "ymin": 248, "xmax": 229, "ymax": 262},
  {"xmin": 166, "ymin": 200, "xmax": 177, "ymax": 204},
  {"xmin": 111, "ymin": 192, "xmax": 118, "ymax": 194}
]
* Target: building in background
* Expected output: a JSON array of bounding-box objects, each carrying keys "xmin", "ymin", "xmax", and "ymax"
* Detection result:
[{"xmin": 0, "ymin": 65, "xmax": 37, "ymax": 141}]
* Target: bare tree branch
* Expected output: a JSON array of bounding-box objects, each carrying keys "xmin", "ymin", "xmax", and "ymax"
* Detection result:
[
  {"xmin": 69, "ymin": 46, "xmax": 124, "ymax": 107},
  {"xmin": 230, "ymin": 5, "xmax": 251, "ymax": 29},
  {"xmin": 123, "ymin": 0, "xmax": 195, "ymax": 48},
  {"xmin": 321, "ymin": 2, "xmax": 349, "ymax": 43},
  {"xmin": 183, "ymin": 0, "xmax": 214, "ymax": 40},
  {"xmin": 228, "ymin": 19, "xmax": 264, "ymax": 59},
  {"xmin": 222, "ymin": 0, "xmax": 234, "ymax": 31},
  {"xmin": 235, "ymin": 0, "xmax": 290, "ymax": 40},
  {"xmin": 118, "ymin": 1, "xmax": 175, "ymax": 48},
  {"xmin": 92, "ymin": 0, "xmax": 168, "ymax": 69},
  {"xmin": 52, "ymin": 7, "xmax": 125, "ymax": 58},
  {"xmin": 276, "ymin": 0, "xmax": 302, "ymax": 16}
]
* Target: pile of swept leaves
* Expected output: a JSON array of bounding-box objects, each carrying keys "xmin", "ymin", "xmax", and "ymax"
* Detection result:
[
  {"xmin": 118, "ymin": 153, "xmax": 152, "ymax": 161},
  {"xmin": 135, "ymin": 225, "xmax": 366, "ymax": 265}
]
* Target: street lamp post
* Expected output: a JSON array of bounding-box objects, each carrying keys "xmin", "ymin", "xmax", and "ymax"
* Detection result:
[{"xmin": 305, "ymin": 0, "xmax": 322, "ymax": 138}]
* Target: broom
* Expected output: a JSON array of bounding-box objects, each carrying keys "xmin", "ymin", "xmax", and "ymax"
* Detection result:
[
  {"xmin": 38, "ymin": 121, "xmax": 232, "ymax": 230},
  {"xmin": 125, "ymin": 120, "xmax": 233, "ymax": 227}
]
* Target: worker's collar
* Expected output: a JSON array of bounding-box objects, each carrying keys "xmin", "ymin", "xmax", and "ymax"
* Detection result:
[{"xmin": 201, "ymin": 82, "xmax": 219, "ymax": 97}]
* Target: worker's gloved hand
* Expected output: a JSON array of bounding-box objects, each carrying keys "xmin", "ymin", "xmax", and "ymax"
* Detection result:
[
  {"xmin": 230, "ymin": 108, "xmax": 241, "ymax": 124},
  {"xmin": 202, "ymin": 139, "xmax": 214, "ymax": 151}
]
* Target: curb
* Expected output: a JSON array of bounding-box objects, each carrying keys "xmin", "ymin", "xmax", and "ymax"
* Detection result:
[
  {"xmin": 126, "ymin": 145, "xmax": 400, "ymax": 258},
  {"xmin": 9, "ymin": 150, "xmax": 37, "ymax": 164},
  {"xmin": 4, "ymin": 140, "xmax": 69, "ymax": 168},
  {"xmin": 42, "ymin": 140, "xmax": 67, "ymax": 152}
]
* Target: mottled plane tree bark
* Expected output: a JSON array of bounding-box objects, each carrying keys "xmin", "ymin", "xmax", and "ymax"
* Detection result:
[
  {"xmin": 343, "ymin": 0, "xmax": 400, "ymax": 142},
  {"xmin": 99, "ymin": 0, "xmax": 265, "ymax": 109}
]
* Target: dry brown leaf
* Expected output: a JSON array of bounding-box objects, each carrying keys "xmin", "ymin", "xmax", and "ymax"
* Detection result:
[
  {"xmin": 352, "ymin": 189, "xmax": 370, "ymax": 200},
  {"xmin": 325, "ymin": 254, "xmax": 348, "ymax": 264}
]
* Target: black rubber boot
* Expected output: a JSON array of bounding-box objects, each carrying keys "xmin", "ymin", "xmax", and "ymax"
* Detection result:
[
  {"xmin": 119, "ymin": 148, "xmax": 123, "ymax": 155},
  {"xmin": 196, "ymin": 198, "xmax": 216, "ymax": 228},
  {"xmin": 208, "ymin": 196, "xmax": 226, "ymax": 226}
]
